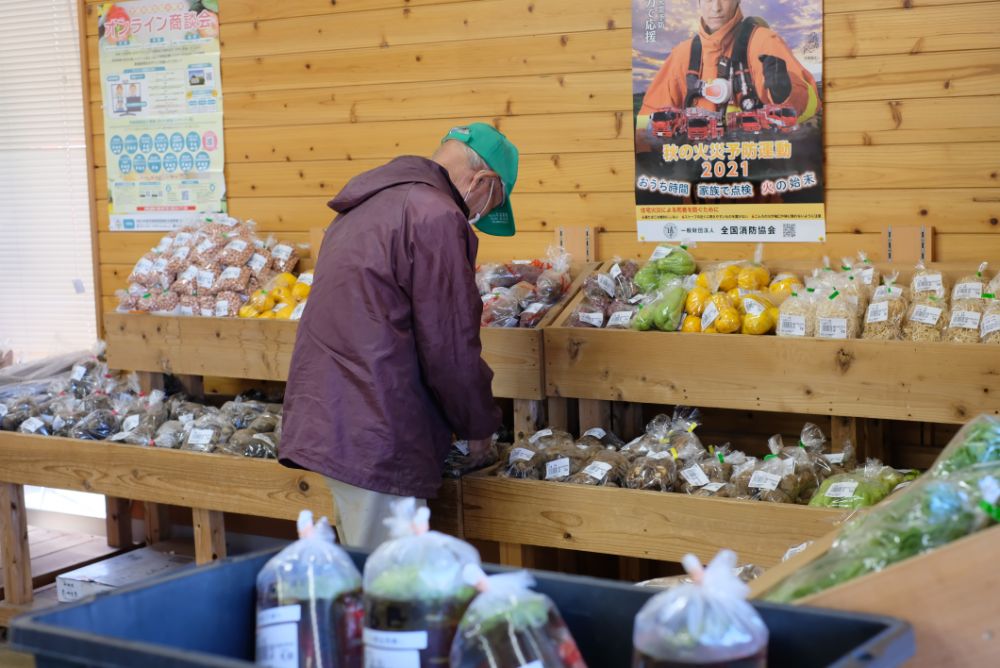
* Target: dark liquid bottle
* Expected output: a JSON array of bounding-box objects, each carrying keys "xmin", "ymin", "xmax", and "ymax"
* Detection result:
[
  {"xmin": 257, "ymin": 588, "xmax": 364, "ymax": 668},
  {"xmin": 452, "ymin": 609, "xmax": 586, "ymax": 668},
  {"xmin": 364, "ymin": 594, "xmax": 474, "ymax": 667},
  {"xmin": 632, "ymin": 648, "xmax": 767, "ymax": 668}
]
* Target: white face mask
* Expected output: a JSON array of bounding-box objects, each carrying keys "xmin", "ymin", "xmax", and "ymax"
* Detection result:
[{"xmin": 463, "ymin": 178, "xmax": 496, "ymax": 226}]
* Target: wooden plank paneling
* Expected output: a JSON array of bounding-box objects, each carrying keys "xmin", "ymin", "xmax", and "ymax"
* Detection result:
[
  {"xmin": 824, "ymin": 96, "xmax": 1000, "ymax": 146},
  {"xmin": 827, "ymin": 0, "xmax": 995, "ymax": 11}
]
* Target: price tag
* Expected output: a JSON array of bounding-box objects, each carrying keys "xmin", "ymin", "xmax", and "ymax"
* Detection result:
[
  {"xmin": 545, "ymin": 457, "xmax": 571, "ymax": 480},
  {"xmin": 188, "ymin": 428, "xmax": 215, "ymax": 446},
  {"xmin": 865, "ymin": 301, "xmax": 889, "ymax": 324},
  {"xmin": 607, "ymin": 310, "xmax": 634, "ymax": 327},
  {"xmin": 825, "ymin": 481, "xmax": 860, "ymax": 498},
  {"xmin": 290, "ymin": 302, "xmax": 307, "ymax": 320},
  {"xmin": 609, "ymin": 263, "xmax": 622, "ymax": 279},
  {"xmin": 179, "ymin": 265, "xmax": 198, "ymax": 281},
  {"xmin": 680, "ymin": 464, "xmax": 709, "ymax": 487},
  {"xmin": 913, "ymin": 274, "xmax": 943, "ymax": 294},
  {"xmin": 817, "ymin": 317, "xmax": 848, "ymax": 339},
  {"xmin": 529, "ymin": 428, "xmax": 553, "ymax": 444},
  {"xmin": 20, "ymin": 416, "xmax": 44, "ymax": 433},
  {"xmin": 272, "ymin": 244, "xmax": 293, "ymax": 260},
  {"xmin": 256, "ymin": 605, "xmax": 301, "ymax": 668},
  {"xmin": 220, "ymin": 266, "xmax": 242, "ymax": 281},
  {"xmin": 522, "ymin": 302, "xmax": 545, "ymax": 316},
  {"xmin": 949, "ymin": 310, "xmax": 981, "ymax": 330},
  {"xmin": 860, "ymin": 267, "xmax": 875, "ymax": 285},
  {"xmin": 742, "ymin": 298, "xmax": 766, "ymax": 316},
  {"xmin": 248, "ymin": 253, "xmax": 268, "ymax": 274},
  {"xmin": 71, "ymin": 364, "xmax": 87, "ymax": 381},
  {"xmin": 701, "ymin": 482, "xmax": 726, "ymax": 493},
  {"xmin": 508, "ymin": 447, "xmax": 535, "ymax": 464},
  {"xmin": 954, "ymin": 282, "xmax": 983, "ymax": 300},
  {"xmin": 297, "ymin": 272, "xmax": 314, "ymax": 286},
  {"xmin": 649, "ymin": 246, "xmax": 673, "ymax": 261},
  {"xmin": 583, "ymin": 427, "xmax": 606, "ymax": 440},
  {"xmin": 133, "ymin": 258, "xmax": 154, "ymax": 275},
  {"xmin": 582, "ymin": 461, "xmax": 612, "ymax": 481},
  {"xmin": 910, "ymin": 305, "xmax": 942, "ymax": 326},
  {"xmin": 597, "ymin": 273, "xmax": 615, "ymax": 297},
  {"xmin": 155, "ymin": 236, "xmax": 174, "ymax": 252},
  {"xmin": 701, "ymin": 300, "xmax": 719, "ymax": 330},
  {"xmin": 197, "ymin": 270, "xmax": 215, "ymax": 290},
  {"xmin": 122, "ymin": 414, "xmax": 140, "ymax": 433},
  {"xmin": 214, "ymin": 300, "xmax": 230, "ymax": 317},
  {"xmin": 777, "ymin": 314, "xmax": 806, "ymax": 336},
  {"xmin": 172, "ymin": 246, "xmax": 190, "ymax": 261},
  {"xmin": 152, "ymin": 257, "xmax": 169, "ymax": 273},
  {"xmin": 748, "ymin": 470, "xmax": 781, "ymax": 491},
  {"xmin": 225, "ymin": 239, "xmax": 248, "ymax": 252},
  {"xmin": 174, "ymin": 232, "xmax": 192, "ymax": 246},
  {"xmin": 577, "ymin": 311, "xmax": 604, "ymax": 328},
  {"xmin": 982, "ymin": 314, "xmax": 1000, "ymax": 336},
  {"xmin": 646, "ymin": 450, "xmax": 672, "ymax": 460},
  {"xmin": 824, "ymin": 452, "xmax": 846, "ymax": 465},
  {"xmin": 196, "ymin": 239, "xmax": 216, "ymax": 254}
]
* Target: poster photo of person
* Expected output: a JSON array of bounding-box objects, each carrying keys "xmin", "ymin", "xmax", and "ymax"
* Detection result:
[{"xmin": 633, "ymin": 0, "xmax": 825, "ymax": 243}]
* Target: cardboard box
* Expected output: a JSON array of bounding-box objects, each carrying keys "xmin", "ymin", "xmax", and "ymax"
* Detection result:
[{"xmin": 56, "ymin": 545, "xmax": 194, "ymax": 603}]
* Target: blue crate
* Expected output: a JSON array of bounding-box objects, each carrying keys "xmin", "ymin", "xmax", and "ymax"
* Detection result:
[{"xmin": 11, "ymin": 548, "xmax": 914, "ymax": 668}]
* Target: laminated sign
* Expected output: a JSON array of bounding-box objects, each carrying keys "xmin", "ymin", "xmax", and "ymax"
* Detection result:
[
  {"xmin": 631, "ymin": 0, "xmax": 825, "ymax": 242},
  {"xmin": 98, "ymin": 1, "xmax": 227, "ymax": 231}
]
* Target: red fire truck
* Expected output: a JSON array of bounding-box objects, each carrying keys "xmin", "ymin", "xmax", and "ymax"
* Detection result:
[
  {"xmin": 650, "ymin": 107, "xmax": 685, "ymax": 137},
  {"xmin": 762, "ymin": 104, "xmax": 799, "ymax": 133}
]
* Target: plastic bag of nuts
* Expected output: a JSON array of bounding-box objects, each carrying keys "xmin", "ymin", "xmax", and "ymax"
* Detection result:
[
  {"xmin": 270, "ymin": 243, "xmax": 300, "ymax": 273},
  {"xmin": 128, "ymin": 254, "xmax": 162, "ymax": 287},
  {"xmin": 498, "ymin": 443, "xmax": 543, "ymax": 479},
  {"xmin": 218, "ymin": 237, "xmax": 255, "ymax": 266},
  {"xmin": 624, "ymin": 448, "xmax": 677, "ymax": 491},
  {"xmin": 171, "ymin": 265, "xmax": 200, "ymax": 295},
  {"xmin": 213, "ymin": 265, "xmax": 251, "ymax": 293},
  {"xmin": 213, "ymin": 291, "xmax": 244, "ymax": 318},
  {"xmin": 247, "ymin": 250, "xmax": 272, "ymax": 278},
  {"xmin": 165, "ymin": 244, "xmax": 193, "ymax": 273}
]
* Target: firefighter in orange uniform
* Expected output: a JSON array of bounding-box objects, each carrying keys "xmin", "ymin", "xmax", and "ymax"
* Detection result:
[{"xmin": 638, "ymin": 0, "xmax": 821, "ymax": 125}]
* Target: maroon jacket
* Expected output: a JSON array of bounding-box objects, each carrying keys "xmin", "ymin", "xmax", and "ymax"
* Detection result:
[{"xmin": 279, "ymin": 156, "xmax": 501, "ymax": 498}]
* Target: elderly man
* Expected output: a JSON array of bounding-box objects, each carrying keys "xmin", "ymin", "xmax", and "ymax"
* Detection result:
[
  {"xmin": 639, "ymin": 0, "xmax": 821, "ymax": 121},
  {"xmin": 279, "ymin": 123, "xmax": 518, "ymax": 548}
]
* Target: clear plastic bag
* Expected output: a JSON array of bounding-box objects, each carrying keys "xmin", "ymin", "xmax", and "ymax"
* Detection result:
[
  {"xmin": 981, "ymin": 297, "xmax": 1000, "ymax": 344},
  {"xmin": 271, "ymin": 242, "xmax": 301, "ymax": 274},
  {"xmin": 902, "ymin": 295, "xmax": 948, "ymax": 342},
  {"xmin": 808, "ymin": 460, "xmax": 903, "ymax": 510},
  {"xmin": 213, "ymin": 265, "xmax": 252, "ymax": 293},
  {"xmin": 450, "ymin": 569, "xmax": 586, "ymax": 668},
  {"xmin": 218, "ymin": 236, "xmax": 254, "ymax": 267},
  {"xmin": 363, "ymin": 499, "xmax": 481, "ymax": 667},
  {"xmin": 152, "ymin": 420, "xmax": 187, "ymax": 449},
  {"xmin": 862, "ymin": 273, "xmax": 908, "ymax": 340},
  {"xmin": 609, "ymin": 258, "xmax": 640, "ymax": 301},
  {"xmin": 535, "ymin": 247, "xmax": 572, "ymax": 304},
  {"xmin": 739, "ymin": 293, "xmax": 777, "ymax": 335},
  {"xmin": 582, "ymin": 272, "xmax": 614, "ymax": 311},
  {"xmin": 256, "ymin": 510, "xmax": 364, "ymax": 668},
  {"xmin": 776, "ymin": 289, "xmax": 816, "ymax": 337},
  {"xmin": 476, "ymin": 264, "xmax": 518, "ymax": 295},
  {"xmin": 815, "ymin": 290, "xmax": 859, "ymax": 339},
  {"xmin": 518, "ymin": 300, "xmax": 552, "ymax": 328},
  {"xmin": 181, "ymin": 413, "xmax": 234, "ymax": 452},
  {"xmin": 69, "ymin": 408, "xmax": 121, "ymax": 441},
  {"xmin": 565, "ymin": 448, "xmax": 628, "ymax": 486},
  {"xmin": 213, "ymin": 291, "xmax": 245, "ymax": 318},
  {"xmin": 736, "ymin": 244, "xmax": 770, "ymax": 291},
  {"xmin": 855, "ymin": 251, "xmax": 881, "ymax": 297},
  {"xmin": 566, "ymin": 302, "xmax": 604, "ymax": 328},
  {"xmin": 624, "ymin": 449, "xmax": 678, "ymax": 492},
  {"xmin": 944, "ymin": 302, "xmax": 984, "ymax": 343},
  {"xmin": 910, "ymin": 260, "xmax": 949, "ymax": 301},
  {"xmin": 481, "ymin": 289, "xmax": 522, "ymax": 328},
  {"xmin": 633, "ymin": 550, "xmax": 768, "ymax": 667}
]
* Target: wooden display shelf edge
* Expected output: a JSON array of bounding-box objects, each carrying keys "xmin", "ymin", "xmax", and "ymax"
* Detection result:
[
  {"xmin": 0, "ymin": 432, "xmax": 333, "ymax": 521},
  {"xmin": 460, "ymin": 471, "xmax": 847, "ymax": 567}
]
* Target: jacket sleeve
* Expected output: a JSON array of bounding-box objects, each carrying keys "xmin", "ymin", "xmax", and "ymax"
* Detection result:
[
  {"xmin": 749, "ymin": 30, "xmax": 822, "ymax": 121},
  {"xmin": 402, "ymin": 198, "xmax": 501, "ymax": 440},
  {"xmin": 639, "ymin": 46, "xmax": 688, "ymax": 116}
]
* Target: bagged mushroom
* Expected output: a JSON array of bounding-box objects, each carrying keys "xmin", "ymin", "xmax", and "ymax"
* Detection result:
[{"xmin": 565, "ymin": 449, "xmax": 628, "ymax": 487}]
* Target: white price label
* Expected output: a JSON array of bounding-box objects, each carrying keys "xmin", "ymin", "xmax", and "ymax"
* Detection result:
[
  {"xmin": 748, "ymin": 470, "xmax": 781, "ymax": 491},
  {"xmin": 529, "ymin": 428, "xmax": 553, "ymax": 444},
  {"xmin": 954, "ymin": 282, "xmax": 983, "ymax": 300},
  {"xmin": 187, "ymin": 428, "xmax": 215, "ymax": 446},
  {"xmin": 522, "ymin": 302, "xmax": 545, "ymax": 316},
  {"xmin": 783, "ymin": 542, "xmax": 811, "ymax": 560},
  {"xmin": 195, "ymin": 239, "xmax": 215, "ymax": 254},
  {"xmin": 297, "ymin": 272, "xmax": 314, "ymax": 286},
  {"xmin": 290, "ymin": 302, "xmax": 307, "ymax": 320},
  {"xmin": 200, "ymin": 308, "xmax": 214, "ymax": 317},
  {"xmin": 777, "ymin": 313, "xmax": 807, "ymax": 336},
  {"xmin": 122, "ymin": 414, "xmax": 140, "ymax": 433},
  {"xmin": 155, "ymin": 236, "xmax": 174, "ymax": 252},
  {"xmin": 272, "ymin": 244, "xmax": 293, "ymax": 260},
  {"xmin": 174, "ymin": 232, "xmax": 192, "ymax": 245},
  {"xmin": 152, "ymin": 257, "xmax": 169, "ymax": 273},
  {"xmin": 363, "ymin": 628, "xmax": 428, "ymax": 651},
  {"xmin": 248, "ymin": 253, "xmax": 268, "ymax": 274},
  {"xmin": 607, "ymin": 310, "xmax": 634, "ymax": 327},
  {"xmin": 949, "ymin": 310, "xmax": 981, "ymax": 330},
  {"xmin": 701, "ymin": 482, "xmax": 726, "ymax": 493},
  {"xmin": 225, "ymin": 239, "xmax": 248, "ymax": 252},
  {"xmin": 220, "ymin": 266, "xmax": 242, "ymax": 281},
  {"xmin": 818, "ymin": 317, "xmax": 848, "ymax": 339},
  {"xmin": 825, "ymin": 481, "xmax": 860, "ymax": 499},
  {"xmin": 545, "ymin": 457, "xmax": 571, "ymax": 480},
  {"xmin": 701, "ymin": 300, "xmax": 719, "ymax": 330},
  {"xmin": 508, "ymin": 447, "xmax": 535, "ymax": 464},
  {"xmin": 982, "ymin": 314, "xmax": 1000, "ymax": 336},
  {"xmin": 865, "ymin": 301, "xmax": 889, "ymax": 324},
  {"xmin": 742, "ymin": 298, "xmax": 766, "ymax": 316},
  {"xmin": 577, "ymin": 311, "xmax": 604, "ymax": 328},
  {"xmin": 214, "ymin": 300, "xmax": 230, "ymax": 317},
  {"xmin": 646, "ymin": 450, "xmax": 673, "ymax": 460},
  {"xmin": 583, "ymin": 427, "xmax": 607, "ymax": 440},
  {"xmin": 20, "ymin": 416, "xmax": 44, "ymax": 433},
  {"xmin": 649, "ymin": 246, "xmax": 673, "ymax": 261},
  {"xmin": 71, "ymin": 364, "xmax": 87, "ymax": 381},
  {"xmin": 913, "ymin": 274, "xmax": 943, "ymax": 294},
  {"xmin": 860, "ymin": 267, "xmax": 875, "ymax": 285},
  {"xmin": 824, "ymin": 452, "xmax": 846, "ymax": 465},
  {"xmin": 582, "ymin": 461, "xmax": 613, "ymax": 481},
  {"xmin": 197, "ymin": 270, "xmax": 215, "ymax": 290},
  {"xmin": 680, "ymin": 464, "xmax": 710, "ymax": 487},
  {"xmin": 256, "ymin": 605, "xmax": 300, "ymax": 668},
  {"xmin": 133, "ymin": 258, "xmax": 154, "ymax": 275},
  {"xmin": 910, "ymin": 305, "xmax": 942, "ymax": 326},
  {"xmin": 609, "ymin": 263, "xmax": 622, "ymax": 279},
  {"xmin": 597, "ymin": 273, "xmax": 616, "ymax": 297},
  {"xmin": 179, "ymin": 265, "xmax": 198, "ymax": 281},
  {"xmin": 453, "ymin": 440, "xmax": 470, "ymax": 455},
  {"xmin": 172, "ymin": 246, "xmax": 191, "ymax": 261}
]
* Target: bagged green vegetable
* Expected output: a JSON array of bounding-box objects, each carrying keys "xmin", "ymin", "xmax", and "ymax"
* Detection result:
[
  {"xmin": 650, "ymin": 280, "xmax": 687, "ymax": 332},
  {"xmin": 653, "ymin": 245, "xmax": 697, "ymax": 277},
  {"xmin": 634, "ymin": 264, "xmax": 660, "ymax": 294},
  {"xmin": 931, "ymin": 414, "xmax": 1000, "ymax": 477},
  {"xmin": 809, "ymin": 460, "xmax": 901, "ymax": 510}
]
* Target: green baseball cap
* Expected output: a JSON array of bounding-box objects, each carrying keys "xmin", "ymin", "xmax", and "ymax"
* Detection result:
[{"xmin": 442, "ymin": 123, "xmax": 519, "ymax": 237}]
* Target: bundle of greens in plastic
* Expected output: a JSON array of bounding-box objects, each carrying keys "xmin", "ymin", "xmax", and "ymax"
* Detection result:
[
  {"xmin": 634, "ymin": 245, "xmax": 697, "ymax": 295},
  {"xmin": 765, "ymin": 415, "xmax": 1000, "ymax": 603},
  {"xmin": 255, "ymin": 510, "xmax": 363, "ymax": 668},
  {"xmin": 449, "ymin": 568, "xmax": 586, "ymax": 668},
  {"xmin": 363, "ymin": 498, "xmax": 481, "ymax": 667},
  {"xmin": 632, "ymin": 279, "xmax": 687, "ymax": 332},
  {"xmin": 632, "ymin": 550, "xmax": 768, "ymax": 667},
  {"xmin": 808, "ymin": 460, "xmax": 909, "ymax": 510}
]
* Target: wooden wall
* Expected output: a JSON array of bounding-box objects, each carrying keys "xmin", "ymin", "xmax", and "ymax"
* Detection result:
[{"xmin": 84, "ymin": 0, "xmax": 1000, "ymax": 315}]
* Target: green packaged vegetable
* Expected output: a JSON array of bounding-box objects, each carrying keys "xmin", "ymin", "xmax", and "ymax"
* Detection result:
[
  {"xmin": 650, "ymin": 280, "xmax": 687, "ymax": 332},
  {"xmin": 653, "ymin": 246, "xmax": 697, "ymax": 276},
  {"xmin": 808, "ymin": 460, "xmax": 900, "ymax": 510},
  {"xmin": 635, "ymin": 264, "xmax": 660, "ymax": 294},
  {"xmin": 633, "ymin": 300, "xmax": 656, "ymax": 331},
  {"xmin": 931, "ymin": 414, "xmax": 1000, "ymax": 476}
]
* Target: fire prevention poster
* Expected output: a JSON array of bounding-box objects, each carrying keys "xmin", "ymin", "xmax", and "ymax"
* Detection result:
[
  {"xmin": 632, "ymin": 0, "xmax": 825, "ymax": 243},
  {"xmin": 98, "ymin": 1, "xmax": 227, "ymax": 231}
]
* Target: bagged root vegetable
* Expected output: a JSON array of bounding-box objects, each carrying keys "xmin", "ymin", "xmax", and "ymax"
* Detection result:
[
  {"xmin": 582, "ymin": 272, "xmax": 615, "ymax": 311},
  {"xmin": 981, "ymin": 297, "xmax": 1000, "ymax": 344},
  {"xmin": 363, "ymin": 499, "xmax": 481, "ymax": 667},
  {"xmin": 450, "ymin": 569, "xmax": 585, "ymax": 668},
  {"xmin": 944, "ymin": 302, "xmax": 984, "ymax": 343},
  {"xmin": 535, "ymin": 247, "xmax": 572, "ymax": 304},
  {"xmin": 481, "ymin": 289, "xmax": 522, "ymax": 328},
  {"xmin": 181, "ymin": 413, "xmax": 234, "ymax": 452},
  {"xmin": 566, "ymin": 302, "xmax": 604, "ymax": 328},
  {"xmin": 475, "ymin": 264, "xmax": 518, "ymax": 295},
  {"xmin": 633, "ymin": 550, "xmax": 768, "ymax": 667},
  {"xmin": 256, "ymin": 511, "xmax": 364, "ymax": 668},
  {"xmin": 565, "ymin": 448, "xmax": 628, "ymax": 486},
  {"xmin": 499, "ymin": 443, "xmax": 543, "ymax": 480}
]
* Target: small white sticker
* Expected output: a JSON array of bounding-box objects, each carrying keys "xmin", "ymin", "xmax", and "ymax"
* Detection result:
[
  {"xmin": 122, "ymin": 414, "xmax": 140, "ymax": 433},
  {"xmin": 649, "ymin": 245, "xmax": 673, "ymax": 261},
  {"xmin": 913, "ymin": 273, "xmax": 943, "ymax": 294},
  {"xmin": 297, "ymin": 272, "xmax": 314, "ymax": 286},
  {"xmin": 71, "ymin": 364, "xmax": 87, "ymax": 381},
  {"xmin": 545, "ymin": 457, "xmax": 571, "ymax": 480},
  {"xmin": 179, "ymin": 265, "xmax": 198, "ymax": 281},
  {"xmin": 817, "ymin": 317, "xmax": 848, "ymax": 339},
  {"xmin": 257, "ymin": 604, "xmax": 301, "ymax": 668},
  {"xmin": 742, "ymin": 298, "xmax": 766, "ymax": 316},
  {"xmin": 133, "ymin": 258, "xmax": 154, "ymax": 275},
  {"xmin": 188, "ymin": 428, "xmax": 215, "ymax": 446},
  {"xmin": 454, "ymin": 440, "xmax": 470, "ymax": 455},
  {"xmin": 509, "ymin": 447, "xmax": 535, "ymax": 463},
  {"xmin": 180, "ymin": 305, "xmax": 195, "ymax": 317},
  {"xmin": 214, "ymin": 300, "xmax": 230, "ymax": 317},
  {"xmin": 825, "ymin": 481, "xmax": 860, "ymax": 498},
  {"xmin": 982, "ymin": 314, "xmax": 1000, "ymax": 336},
  {"xmin": 577, "ymin": 311, "xmax": 604, "ymax": 328},
  {"xmin": 748, "ymin": 470, "xmax": 781, "ymax": 491},
  {"xmin": 196, "ymin": 239, "xmax": 216, "ymax": 254},
  {"xmin": 174, "ymin": 232, "xmax": 192, "ymax": 246},
  {"xmin": 609, "ymin": 263, "xmax": 622, "ymax": 279},
  {"xmin": 529, "ymin": 428, "xmax": 553, "ymax": 444},
  {"xmin": 783, "ymin": 542, "xmax": 811, "ymax": 560},
  {"xmin": 171, "ymin": 246, "xmax": 191, "ymax": 261},
  {"xmin": 197, "ymin": 270, "xmax": 216, "ymax": 290},
  {"xmin": 596, "ymin": 273, "xmax": 615, "ymax": 297},
  {"xmin": 583, "ymin": 427, "xmax": 606, "ymax": 440},
  {"xmin": 910, "ymin": 305, "xmax": 942, "ymax": 326},
  {"xmin": 248, "ymin": 253, "xmax": 268, "ymax": 274},
  {"xmin": 21, "ymin": 416, "xmax": 44, "ymax": 433},
  {"xmin": 225, "ymin": 239, "xmax": 248, "ymax": 253},
  {"xmin": 954, "ymin": 282, "xmax": 983, "ymax": 301},
  {"xmin": 220, "ymin": 266, "xmax": 242, "ymax": 281},
  {"xmin": 582, "ymin": 461, "xmax": 613, "ymax": 481},
  {"xmin": 272, "ymin": 244, "xmax": 293, "ymax": 260},
  {"xmin": 200, "ymin": 308, "xmax": 214, "ymax": 317},
  {"xmin": 363, "ymin": 628, "xmax": 428, "ymax": 651},
  {"xmin": 701, "ymin": 300, "xmax": 719, "ymax": 330},
  {"xmin": 860, "ymin": 267, "xmax": 875, "ymax": 285},
  {"xmin": 680, "ymin": 464, "xmax": 709, "ymax": 487},
  {"xmin": 778, "ymin": 313, "xmax": 807, "ymax": 337},
  {"xmin": 824, "ymin": 452, "xmax": 846, "ymax": 465},
  {"xmin": 290, "ymin": 302, "xmax": 307, "ymax": 320},
  {"xmin": 949, "ymin": 310, "xmax": 981, "ymax": 330},
  {"xmin": 607, "ymin": 310, "xmax": 634, "ymax": 327},
  {"xmin": 866, "ymin": 301, "xmax": 889, "ymax": 324},
  {"xmin": 522, "ymin": 302, "xmax": 545, "ymax": 316},
  {"xmin": 701, "ymin": 482, "xmax": 726, "ymax": 493},
  {"xmin": 154, "ymin": 236, "xmax": 174, "ymax": 253},
  {"xmin": 628, "ymin": 294, "xmax": 646, "ymax": 305},
  {"xmin": 152, "ymin": 257, "xmax": 169, "ymax": 273},
  {"xmin": 646, "ymin": 450, "xmax": 673, "ymax": 460}
]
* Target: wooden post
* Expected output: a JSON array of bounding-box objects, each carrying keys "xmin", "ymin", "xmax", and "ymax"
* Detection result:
[
  {"xmin": 578, "ymin": 399, "xmax": 611, "ymax": 432},
  {"xmin": 104, "ymin": 497, "xmax": 133, "ymax": 549},
  {"xmin": 0, "ymin": 483, "xmax": 32, "ymax": 605},
  {"xmin": 512, "ymin": 399, "xmax": 545, "ymax": 441},
  {"xmin": 174, "ymin": 374, "xmax": 204, "ymax": 399},
  {"xmin": 136, "ymin": 370, "xmax": 165, "ymax": 395},
  {"xmin": 498, "ymin": 542, "xmax": 536, "ymax": 568},
  {"xmin": 611, "ymin": 401, "xmax": 645, "ymax": 441},
  {"xmin": 144, "ymin": 502, "xmax": 172, "ymax": 544},
  {"xmin": 192, "ymin": 508, "xmax": 226, "ymax": 565},
  {"xmin": 547, "ymin": 397, "xmax": 570, "ymax": 432}
]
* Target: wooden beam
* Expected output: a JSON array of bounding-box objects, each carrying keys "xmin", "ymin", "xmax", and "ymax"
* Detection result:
[
  {"xmin": 547, "ymin": 398, "xmax": 570, "ymax": 432},
  {"xmin": 143, "ymin": 502, "xmax": 172, "ymax": 544},
  {"xmin": 512, "ymin": 399, "xmax": 545, "ymax": 441},
  {"xmin": 104, "ymin": 497, "xmax": 132, "ymax": 549},
  {"xmin": 578, "ymin": 399, "xmax": 611, "ymax": 432},
  {"xmin": 192, "ymin": 508, "xmax": 226, "ymax": 565},
  {"xmin": 0, "ymin": 484, "xmax": 32, "ymax": 606}
]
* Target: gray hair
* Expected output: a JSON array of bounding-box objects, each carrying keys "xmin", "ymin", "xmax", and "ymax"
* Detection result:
[{"xmin": 435, "ymin": 138, "xmax": 488, "ymax": 172}]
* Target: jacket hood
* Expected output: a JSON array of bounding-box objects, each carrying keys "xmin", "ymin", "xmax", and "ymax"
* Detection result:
[{"xmin": 328, "ymin": 155, "xmax": 469, "ymax": 216}]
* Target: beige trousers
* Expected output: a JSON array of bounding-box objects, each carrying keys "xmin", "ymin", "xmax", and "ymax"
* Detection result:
[{"xmin": 322, "ymin": 476, "xmax": 426, "ymax": 550}]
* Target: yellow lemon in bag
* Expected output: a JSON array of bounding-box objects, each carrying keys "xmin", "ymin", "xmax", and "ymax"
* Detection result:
[
  {"xmin": 685, "ymin": 286, "xmax": 711, "ymax": 317},
  {"xmin": 718, "ymin": 264, "xmax": 741, "ymax": 292},
  {"xmin": 238, "ymin": 304, "xmax": 260, "ymax": 319},
  {"xmin": 273, "ymin": 303, "xmax": 296, "ymax": 320},
  {"xmin": 740, "ymin": 294, "xmax": 776, "ymax": 334},
  {"xmin": 738, "ymin": 264, "xmax": 770, "ymax": 291},
  {"xmin": 291, "ymin": 281, "xmax": 311, "ymax": 301},
  {"xmin": 270, "ymin": 285, "xmax": 294, "ymax": 304},
  {"xmin": 249, "ymin": 289, "xmax": 275, "ymax": 312},
  {"xmin": 681, "ymin": 315, "xmax": 701, "ymax": 332}
]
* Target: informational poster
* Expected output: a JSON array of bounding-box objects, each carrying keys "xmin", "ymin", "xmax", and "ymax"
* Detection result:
[
  {"xmin": 632, "ymin": 0, "xmax": 825, "ymax": 243},
  {"xmin": 98, "ymin": 1, "xmax": 226, "ymax": 231}
]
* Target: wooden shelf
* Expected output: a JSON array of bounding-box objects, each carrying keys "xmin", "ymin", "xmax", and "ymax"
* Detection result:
[
  {"xmin": 461, "ymin": 472, "xmax": 847, "ymax": 567},
  {"xmin": 0, "ymin": 432, "xmax": 332, "ymax": 521}
]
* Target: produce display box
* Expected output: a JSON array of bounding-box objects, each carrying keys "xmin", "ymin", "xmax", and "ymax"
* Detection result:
[
  {"xmin": 545, "ymin": 261, "xmax": 1000, "ymax": 424},
  {"xmin": 749, "ymin": 521, "xmax": 999, "ymax": 668},
  {"xmin": 104, "ymin": 262, "xmax": 598, "ymax": 400},
  {"xmin": 10, "ymin": 547, "xmax": 915, "ymax": 668},
  {"xmin": 460, "ymin": 469, "xmax": 847, "ymax": 567}
]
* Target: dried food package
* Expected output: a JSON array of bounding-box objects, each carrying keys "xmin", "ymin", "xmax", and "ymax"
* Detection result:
[
  {"xmin": 855, "ymin": 251, "xmax": 881, "ymax": 297},
  {"xmin": 481, "ymin": 289, "xmax": 521, "ymax": 328},
  {"xmin": 575, "ymin": 426, "xmax": 625, "ymax": 451},
  {"xmin": 69, "ymin": 408, "xmax": 121, "ymax": 441},
  {"xmin": 213, "ymin": 291, "xmax": 245, "ymax": 318},
  {"xmin": 499, "ymin": 443, "xmax": 543, "ymax": 479},
  {"xmin": 566, "ymin": 449, "xmax": 628, "ymax": 486},
  {"xmin": 776, "ymin": 289, "xmax": 816, "ymax": 337},
  {"xmin": 944, "ymin": 301, "xmax": 985, "ymax": 343},
  {"xmin": 981, "ymin": 298, "xmax": 1000, "ymax": 344},
  {"xmin": 213, "ymin": 265, "xmax": 252, "ymax": 293},
  {"xmin": 153, "ymin": 420, "xmax": 187, "ymax": 449},
  {"xmin": 271, "ymin": 243, "xmax": 301, "ymax": 274},
  {"xmin": 363, "ymin": 499, "xmax": 480, "ymax": 668},
  {"xmin": 192, "ymin": 235, "xmax": 221, "ymax": 265},
  {"xmin": 256, "ymin": 511, "xmax": 364, "ymax": 668},
  {"xmin": 582, "ymin": 272, "xmax": 615, "ymax": 311},
  {"xmin": 247, "ymin": 250, "xmax": 273, "ymax": 279},
  {"xmin": 165, "ymin": 243, "xmax": 193, "ymax": 274},
  {"xmin": 171, "ymin": 265, "xmax": 200, "ymax": 296},
  {"xmin": 517, "ymin": 300, "xmax": 551, "ymax": 328},
  {"xmin": 217, "ymin": 236, "xmax": 254, "ymax": 266},
  {"xmin": 127, "ymin": 253, "xmax": 163, "ymax": 288},
  {"xmin": 815, "ymin": 290, "xmax": 859, "ymax": 340},
  {"xmin": 910, "ymin": 261, "xmax": 949, "ymax": 301},
  {"xmin": 450, "ymin": 569, "xmax": 585, "ymax": 668},
  {"xmin": 181, "ymin": 414, "xmax": 234, "ymax": 452},
  {"xmin": 475, "ymin": 264, "xmax": 518, "ymax": 294},
  {"xmin": 633, "ymin": 550, "xmax": 767, "ymax": 667},
  {"xmin": 862, "ymin": 274, "xmax": 908, "ymax": 340},
  {"xmin": 902, "ymin": 296, "xmax": 948, "ymax": 342},
  {"xmin": 535, "ymin": 247, "xmax": 572, "ymax": 304},
  {"xmin": 726, "ymin": 457, "xmax": 761, "ymax": 500},
  {"xmin": 746, "ymin": 455, "xmax": 798, "ymax": 504},
  {"xmin": 609, "ymin": 258, "xmax": 640, "ymax": 301},
  {"xmin": 624, "ymin": 449, "xmax": 678, "ymax": 492}
]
